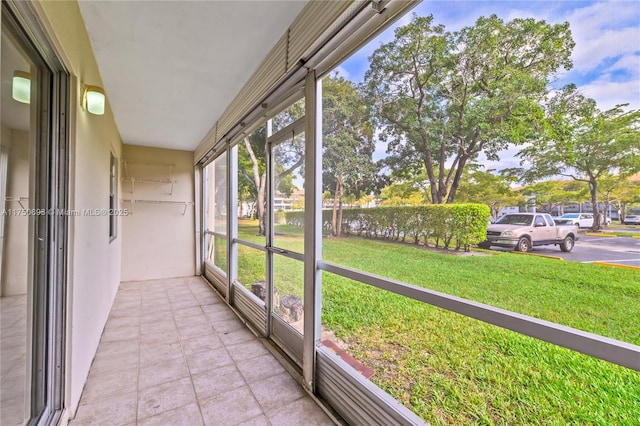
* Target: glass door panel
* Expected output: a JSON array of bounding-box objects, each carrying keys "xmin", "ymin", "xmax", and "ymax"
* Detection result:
[
  {"xmin": 272, "ymin": 254, "xmax": 304, "ymax": 331},
  {"xmin": 268, "ymin": 122, "xmax": 305, "ymax": 360},
  {"xmin": 0, "ymin": 26, "xmax": 35, "ymax": 426},
  {"xmin": 236, "ymin": 244, "xmax": 266, "ymax": 291},
  {"xmin": 204, "ymin": 153, "xmax": 228, "ymax": 274}
]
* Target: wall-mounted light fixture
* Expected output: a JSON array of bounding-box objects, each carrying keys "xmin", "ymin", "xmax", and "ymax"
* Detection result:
[
  {"xmin": 83, "ymin": 85, "xmax": 106, "ymax": 115},
  {"xmin": 12, "ymin": 71, "xmax": 31, "ymax": 104}
]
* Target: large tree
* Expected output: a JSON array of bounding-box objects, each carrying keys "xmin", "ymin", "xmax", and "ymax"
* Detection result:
[
  {"xmin": 364, "ymin": 14, "xmax": 574, "ymax": 204},
  {"xmin": 239, "ymin": 128, "xmax": 267, "ymax": 233},
  {"xmin": 456, "ymin": 170, "xmax": 524, "ymax": 220},
  {"xmin": 612, "ymin": 180, "xmax": 640, "ymax": 222},
  {"xmin": 378, "ymin": 180, "xmax": 429, "ymax": 206},
  {"xmin": 598, "ymin": 174, "xmax": 640, "ymax": 223},
  {"xmin": 322, "ymin": 75, "xmax": 377, "ymax": 237},
  {"xmin": 519, "ymin": 179, "xmax": 588, "ymax": 215},
  {"xmin": 517, "ymin": 85, "xmax": 640, "ymax": 230}
]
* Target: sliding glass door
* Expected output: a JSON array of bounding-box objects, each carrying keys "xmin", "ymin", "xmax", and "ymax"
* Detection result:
[
  {"xmin": 267, "ymin": 116, "xmax": 306, "ymax": 362},
  {"xmin": 1, "ymin": 2, "xmax": 69, "ymax": 424}
]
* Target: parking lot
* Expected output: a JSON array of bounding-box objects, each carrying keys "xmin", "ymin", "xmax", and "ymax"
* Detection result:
[{"xmin": 522, "ymin": 231, "xmax": 640, "ymax": 268}]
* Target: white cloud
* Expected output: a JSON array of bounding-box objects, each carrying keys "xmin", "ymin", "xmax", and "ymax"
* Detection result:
[
  {"xmin": 568, "ymin": 1, "xmax": 638, "ymax": 30},
  {"xmin": 566, "ymin": 2, "xmax": 640, "ymax": 72},
  {"xmin": 604, "ymin": 54, "xmax": 640, "ymax": 76},
  {"xmin": 571, "ymin": 27, "xmax": 640, "ymax": 72},
  {"xmin": 581, "ymin": 78, "xmax": 640, "ymax": 110}
]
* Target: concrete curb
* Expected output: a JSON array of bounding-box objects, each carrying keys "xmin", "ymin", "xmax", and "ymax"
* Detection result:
[
  {"xmin": 584, "ymin": 232, "xmax": 617, "ymax": 237},
  {"xmin": 592, "ymin": 261, "xmax": 640, "ymax": 271},
  {"xmin": 585, "ymin": 232, "xmax": 640, "ymax": 238},
  {"xmin": 511, "ymin": 251, "xmax": 564, "ymax": 261}
]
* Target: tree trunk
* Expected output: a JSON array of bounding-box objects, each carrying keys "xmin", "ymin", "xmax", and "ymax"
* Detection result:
[
  {"xmin": 589, "ymin": 178, "xmax": 602, "ymax": 231},
  {"xmin": 337, "ymin": 179, "xmax": 344, "ymax": 237},
  {"xmin": 331, "ymin": 176, "xmax": 344, "ymax": 237},
  {"xmin": 244, "ymin": 137, "xmax": 267, "ymax": 236},
  {"xmin": 331, "ymin": 180, "xmax": 339, "ymax": 237},
  {"xmin": 490, "ymin": 206, "xmax": 499, "ymax": 220},
  {"xmin": 257, "ymin": 172, "xmax": 266, "ymax": 235},
  {"xmin": 446, "ymin": 156, "xmax": 468, "ymax": 204},
  {"xmin": 423, "ymin": 151, "xmax": 442, "ymax": 204}
]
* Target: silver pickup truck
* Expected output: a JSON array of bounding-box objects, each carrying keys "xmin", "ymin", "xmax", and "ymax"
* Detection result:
[{"xmin": 479, "ymin": 213, "xmax": 577, "ymax": 253}]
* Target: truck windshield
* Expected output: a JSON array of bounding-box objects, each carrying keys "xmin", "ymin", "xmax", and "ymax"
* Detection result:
[{"xmin": 495, "ymin": 215, "xmax": 533, "ymax": 226}]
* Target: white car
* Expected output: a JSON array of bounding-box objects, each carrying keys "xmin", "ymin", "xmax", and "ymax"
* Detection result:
[
  {"xmin": 553, "ymin": 213, "xmax": 611, "ymax": 228},
  {"xmin": 554, "ymin": 213, "xmax": 593, "ymax": 228},
  {"xmin": 623, "ymin": 215, "xmax": 640, "ymax": 225}
]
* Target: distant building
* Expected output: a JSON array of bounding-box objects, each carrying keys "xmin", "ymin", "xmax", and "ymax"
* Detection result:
[{"xmin": 274, "ymin": 189, "xmax": 304, "ymax": 211}]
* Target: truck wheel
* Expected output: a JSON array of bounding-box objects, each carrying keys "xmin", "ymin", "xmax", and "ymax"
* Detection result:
[
  {"xmin": 560, "ymin": 235, "xmax": 574, "ymax": 252},
  {"xmin": 515, "ymin": 237, "xmax": 531, "ymax": 253}
]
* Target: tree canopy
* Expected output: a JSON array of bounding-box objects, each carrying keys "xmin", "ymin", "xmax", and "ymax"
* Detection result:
[
  {"xmin": 456, "ymin": 170, "xmax": 524, "ymax": 219},
  {"xmin": 322, "ymin": 74, "xmax": 377, "ymax": 236},
  {"xmin": 364, "ymin": 13, "xmax": 574, "ymax": 204},
  {"xmin": 515, "ymin": 84, "xmax": 640, "ymax": 229}
]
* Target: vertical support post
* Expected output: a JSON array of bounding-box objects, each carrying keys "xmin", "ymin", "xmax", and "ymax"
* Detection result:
[
  {"xmin": 203, "ymin": 166, "xmax": 210, "ymax": 269},
  {"xmin": 227, "ymin": 145, "xmax": 238, "ymax": 304},
  {"xmin": 194, "ymin": 165, "xmax": 203, "ymax": 275},
  {"xmin": 265, "ymin": 119, "xmax": 274, "ymax": 338},
  {"xmin": 303, "ymin": 71, "xmax": 322, "ymax": 392}
]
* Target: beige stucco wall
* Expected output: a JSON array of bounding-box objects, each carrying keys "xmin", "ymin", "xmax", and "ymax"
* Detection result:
[
  {"xmin": 121, "ymin": 145, "xmax": 196, "ymax": 281},
  {"xmin": 1, "ymin": 128, "xmax": 29, "ymax": 296},
  {"xmin": 34, "ymin": 0, "xmax": 123, "ymax": 417}
]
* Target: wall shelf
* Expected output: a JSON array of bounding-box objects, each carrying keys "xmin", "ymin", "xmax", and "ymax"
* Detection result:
[
  {"xmin": 121, "ymin": 161, "xmax": 177, "ymax": 196},
  {"xmin": 121, "ymin": 199, "xmax": 193, "ymax": 215},
  {"xmin": 4, "ymin": 196, "xmax": 29, "ymax": 209}
]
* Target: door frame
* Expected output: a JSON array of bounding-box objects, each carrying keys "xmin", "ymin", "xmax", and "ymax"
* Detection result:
[
  {"xmin": 2, "ymin": 2, "xmax": 70, "ymax": 424},
  {"xmin": 265, "ymin": 113, "xmax": 307, "ymax": 365}
]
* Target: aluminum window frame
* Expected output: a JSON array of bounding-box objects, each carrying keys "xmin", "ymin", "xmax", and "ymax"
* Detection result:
[{"xmin": 202, "ymin": 153, "xmax": 229, "ymax": 280}]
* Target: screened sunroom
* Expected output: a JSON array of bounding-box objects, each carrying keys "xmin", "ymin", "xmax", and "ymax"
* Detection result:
[{"xmin": 1, "ymin": 0, "xmax": 638, "ymax": 425}]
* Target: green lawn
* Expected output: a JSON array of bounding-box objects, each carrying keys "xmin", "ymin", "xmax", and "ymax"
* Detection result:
[
  {"xmin": 236, "ymin": 220, "xmax": 640, "ymax": 425},
  {"xmin": 607, "ymin": 231, "xmax": 640, "ymax": 238}
]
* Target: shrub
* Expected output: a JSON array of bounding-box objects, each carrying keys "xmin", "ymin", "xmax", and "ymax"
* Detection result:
[{"xmin": 284, "ymin": 204, "xmax": 490, "ymax": 251}]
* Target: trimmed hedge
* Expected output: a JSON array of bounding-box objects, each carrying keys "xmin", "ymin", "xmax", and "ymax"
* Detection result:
[{"xmin": 282, "ymin": 204, "xmax": 490, "ymax": 251}]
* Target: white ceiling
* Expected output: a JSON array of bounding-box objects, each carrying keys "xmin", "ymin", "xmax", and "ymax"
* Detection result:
[{"xmin": 78, "ymin": 0, "xmax": 308, "ymax": 151}]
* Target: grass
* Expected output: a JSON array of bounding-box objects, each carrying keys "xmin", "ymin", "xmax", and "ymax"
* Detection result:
[
  {"xmin": 322, "ymin": 236, "xmax": 640, "ymax": 343},
  {"xmin": 235, "ymin": 220, "xmax": 640, "ymax": 425},
  {"xmin": 607, "ymin": 223, "xmax": 639, "ymax": 228},
  {"xmin": 607, "ymin": 231, "xmax": 640, "ymax": 238},
  {"xmin": 236, "ymin": 223, "xmax": 305, "ymax": 297}
]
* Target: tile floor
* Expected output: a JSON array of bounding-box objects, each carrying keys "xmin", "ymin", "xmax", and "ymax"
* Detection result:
[
  {"xmin": 0, "ymin": 294, "xmax": 27, "ymax": 426},
  {"xmin": 70, "ymin": 276, "xmax": 337, "ymax": 426}
]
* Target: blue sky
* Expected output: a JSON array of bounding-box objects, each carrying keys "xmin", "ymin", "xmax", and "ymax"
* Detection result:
[{"xmin": 334, "ymin": 0, "xmax": 640, "ymax": 168}]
